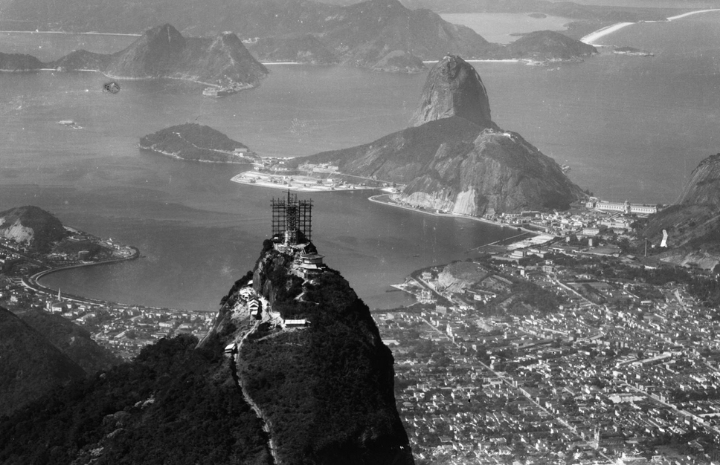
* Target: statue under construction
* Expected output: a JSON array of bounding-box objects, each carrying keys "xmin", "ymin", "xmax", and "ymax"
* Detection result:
[
  {"xmin": 270, "ymin": 191, "xmax": 325, "ymax": 279},
  {"xmin": 271, "ymin": 190, "xmax": 313, "ymax": 245}
]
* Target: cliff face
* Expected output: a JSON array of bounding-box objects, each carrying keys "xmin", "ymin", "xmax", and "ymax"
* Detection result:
[
  {"xmin": 206, "ymin": 241, "xmax": 414, "ymax": 465},
  {"xmin": 299, "ymin": 55, "xmax": 582, "ymax": 215},
  {"xmin": 677, "ymin": 153, "xmax": 720, "ymax": 207},
  {"xmin": 411, "ymin": 54, "xmax": 493, "ymax": 128},
  {"xmin": 645, "ymin": 154, "xmax": 720, "ymax": 259},
  {"xmin": 0, "ymin": 205, "xmax": 67, "ymax": 252},
  {"xmin": 401, "ymin": 129, "xmax": 581, "ymax": 215}
]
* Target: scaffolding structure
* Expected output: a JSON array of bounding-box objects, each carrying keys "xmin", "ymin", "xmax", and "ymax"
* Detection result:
[{"xmin": 271, "ymin": 191, "xmax": 312, "ymax": 245}]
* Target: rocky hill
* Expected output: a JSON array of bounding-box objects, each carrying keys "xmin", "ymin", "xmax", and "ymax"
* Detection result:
[
  {"xmin": 645, "ymin": 154, "xmax": 720, "ymax": 268},
  {"xmin": 0, "ymin": 237, "xmax": 414, "ymax": 463},
  {"xmin": 204, "ymin": 238, "xmax": 414, "ymax": 464},
  {"xmin": 0, "ymin": 205, "xmax": 67, "ymax": 253},
  {"xmin": 0, "ymin": 52, "xmax": 44, "ymax": 71},
  {"xmin": 140, "ymin": 123, "xmax": 259, "ymax": 163},
  {"xmin": 67, "ymin": 24, "xmax": 268, "ymax": 87},
  {"xmin": 296, "ymin": 55, "xmax": 582, "ymax": 215},
  {"xmin": 0, "ymin": 306, "xmax": 86, "ymax": 417},
  {"xmin": 505, "ymin": 30, "xmax": 597, "ymax": 61}
]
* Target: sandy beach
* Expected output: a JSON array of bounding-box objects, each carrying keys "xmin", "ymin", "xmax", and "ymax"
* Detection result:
[
  {"xmin": 582, "ymin": 8, "xmax": 720, "ymax": 45},
  {"xmin": 368, "ymin": 194, "xmax": 540, "ymax": 235}
]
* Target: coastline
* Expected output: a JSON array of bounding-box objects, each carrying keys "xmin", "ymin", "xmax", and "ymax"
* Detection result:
[
  {"xmin": 367, "ymin": 194, "xmax": 540, "ymax": 236},
  {"xmin": 138, "ymin": 144, "xmax": 258, "ymax": 165},
  {"xmin": 22, "ymin": 246, "xmax": 140, "ymax": 304},
  {"xmin": 231, "ymin": 171, "xmax": 378, "ymax": 193},
  {"xmin": 581, "ymin": 8, "xmax": 720, "ymax": 45}
]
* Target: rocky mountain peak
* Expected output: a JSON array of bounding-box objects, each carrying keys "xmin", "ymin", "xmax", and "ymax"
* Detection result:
[
  {"xmin": 143, "ymin": 23, "xmax": 186, "ymax": 49},
  {"xmin": 410, "ymin": 54, "xmax": 493, "ymax": 128}
]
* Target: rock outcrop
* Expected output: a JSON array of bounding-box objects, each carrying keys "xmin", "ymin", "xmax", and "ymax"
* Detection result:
[
  {"xmin": 0, "ymin": 205, "xmax": 67, "ymax": 253},
  {"xmin": 411, "ymin": 54, "xmax": 493, "ymax": 128},
  {"xmin": 204, "ymin": 239, "xmax": 415, "ymax": 464},
  {"xmin": 297, "ymin": 55, "xmax": 582, "ymax": 216},
  {"xmin": 645, "ymin": 154, "xmax": 720, "ymax": 264}
]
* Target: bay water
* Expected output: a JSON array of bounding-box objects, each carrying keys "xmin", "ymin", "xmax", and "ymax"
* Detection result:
[{"xmin": 1, "ymin": 13, "xmax": 720, "ymax": 310}]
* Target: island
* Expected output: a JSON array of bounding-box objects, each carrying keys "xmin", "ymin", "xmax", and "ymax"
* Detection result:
[
  {"xmin": 613, "ymin": 46, "xmax": 654, "ymax": 57},
  {"xmin": 139, "ymin": 123, "xmax": 260, "ymax": 164}
]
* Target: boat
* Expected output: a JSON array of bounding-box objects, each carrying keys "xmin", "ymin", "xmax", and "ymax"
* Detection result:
[
  {"xmin": 561, "ymin": 164, "xmax": 571, "ymax": 174},
  {"xmin": 57, "ymin": 120, "xmax": 82, "ymax": 129}
]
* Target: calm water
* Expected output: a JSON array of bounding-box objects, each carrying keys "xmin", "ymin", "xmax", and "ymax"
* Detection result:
[
  {"xmin": 440, "ymin": 13, "xmax": 571, "ymax": 44},
  {"xmin": 2, "ymin": 16, "xmax": 720, "ymax": 310}
]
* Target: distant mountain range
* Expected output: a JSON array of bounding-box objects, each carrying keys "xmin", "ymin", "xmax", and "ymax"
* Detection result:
[
  {"xmin": 0, "ymin": 0, "xmax": 597, "ymax": 73},
  {"xmin": 295, "ymin": 54, "xmax": 583, "ymax": 215},
  {"xmin": 0, "ymin": 24, "xmax": 268, "ymax": 87}
]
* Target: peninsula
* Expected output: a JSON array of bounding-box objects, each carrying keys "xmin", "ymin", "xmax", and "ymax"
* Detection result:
[
  {"xmin": 292, "ymin": 55, "xmax": 584, "ymax": 216},
  {"xmin": 139, "ymin": 123, "xmax": 259, "ymax": 164}
]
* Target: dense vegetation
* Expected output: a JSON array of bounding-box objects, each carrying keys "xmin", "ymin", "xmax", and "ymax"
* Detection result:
[
  {"xmin": 237, "ymin": 250, "xmax": 413, "ymax": 464},
  {"xmin": 0, "ymin": 307, "xmax": 85, "ymax": 417},
  {"xmin": 18, "ymin": 309, "xmax": 121, "ymax": 374},
  {"xmin": 139, "ymin": 123, "xmax": 255, "ymax": 163},
  {"xmin": 0, "ymin": 335, "xmax": 272, "ymax": 465}
]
